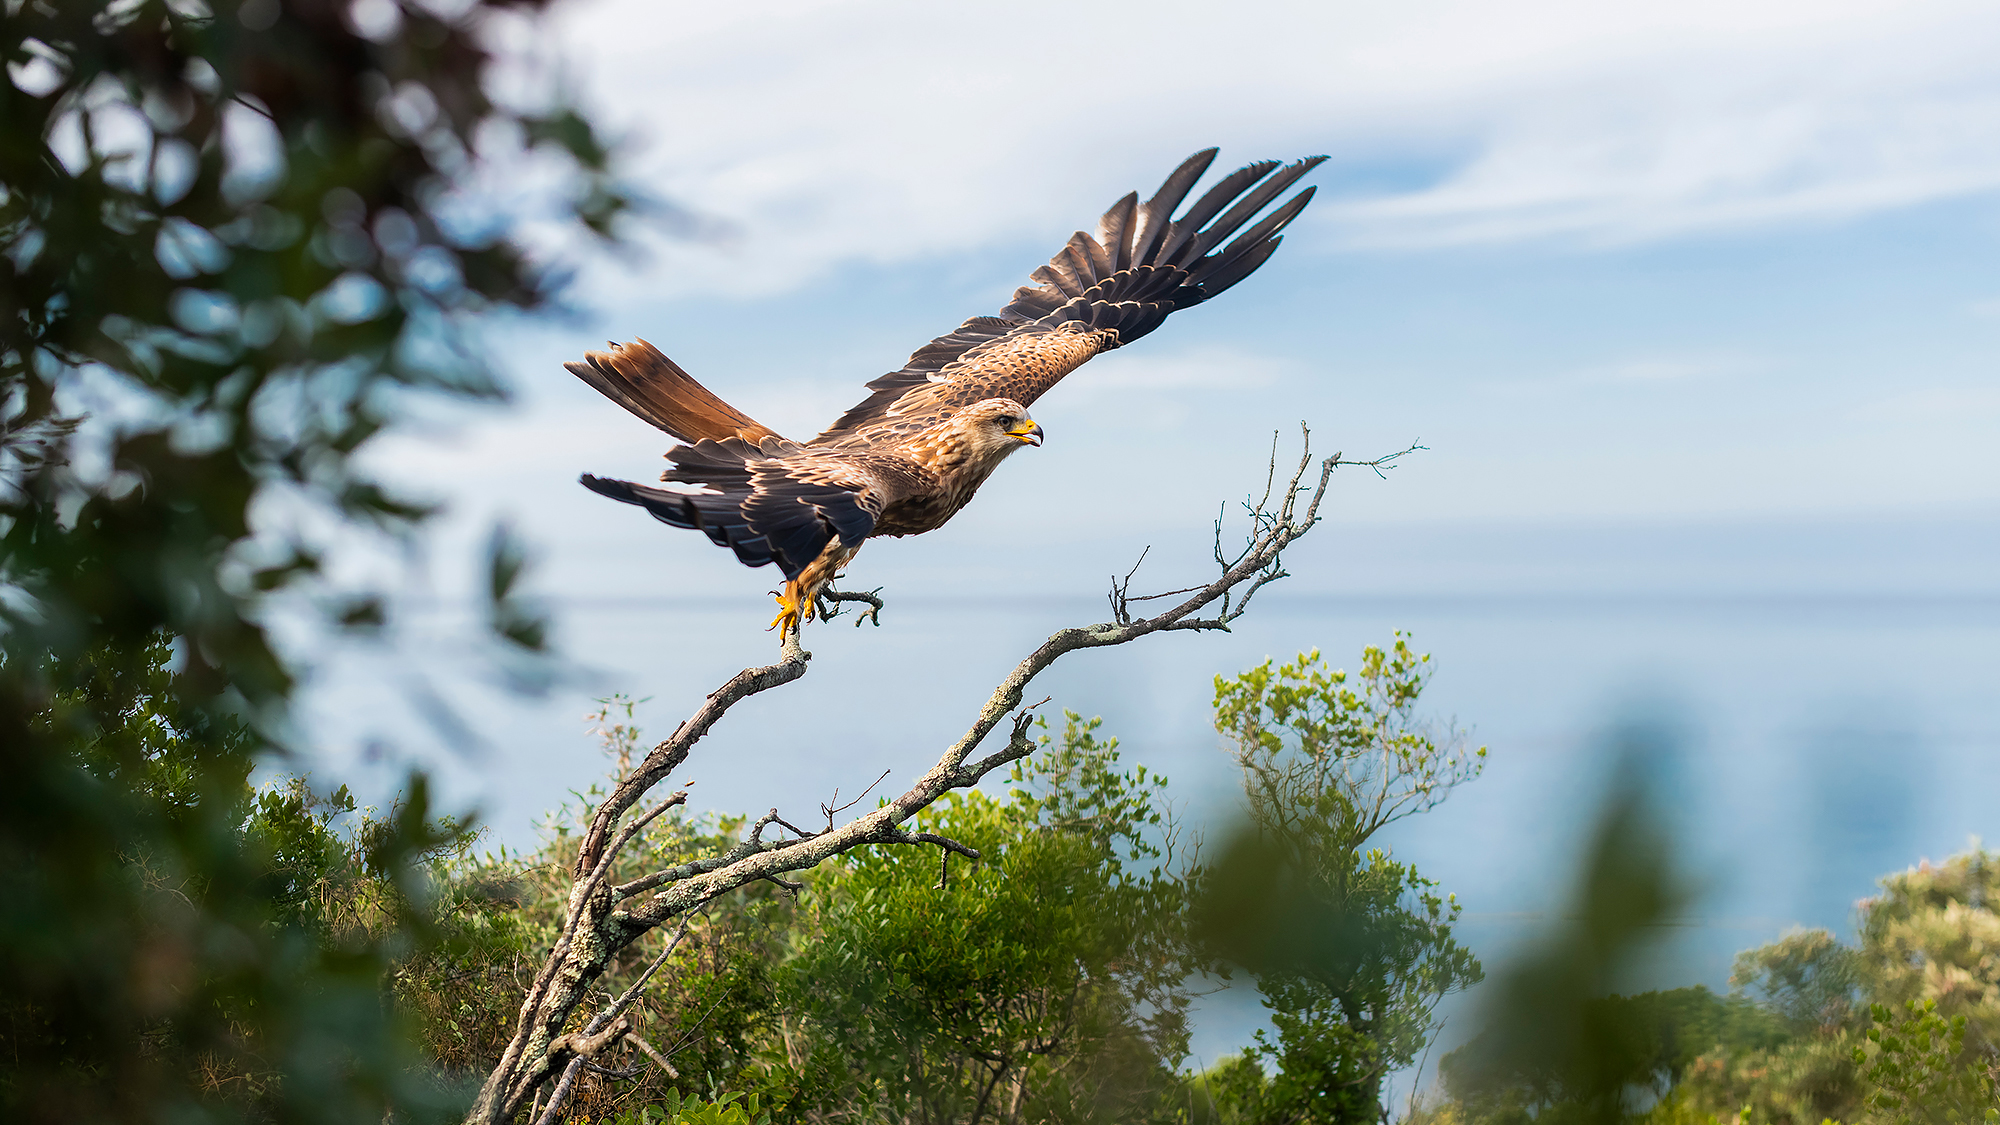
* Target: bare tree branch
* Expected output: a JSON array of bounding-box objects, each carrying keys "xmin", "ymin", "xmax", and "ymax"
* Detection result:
[
  {"xmin": 466, "ymin": 425, "xmax": 1406, "ymax": 1124},
  {"xmin": 816, "ymin": 583, "xmax": 884, "ymax": 627},
  {"xmin": 627, "ymin": 1032, "xmax": 680, "ymax": 1080}
]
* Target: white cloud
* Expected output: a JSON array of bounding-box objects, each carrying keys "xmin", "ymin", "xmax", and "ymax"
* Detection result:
[
  {"xmin": 1850, "ymin": 386, "xmax": 2000, "ymax": 422},
  {"xmin": 536, "ymin": 0, "xmax": 2000, "ymax": 297}
]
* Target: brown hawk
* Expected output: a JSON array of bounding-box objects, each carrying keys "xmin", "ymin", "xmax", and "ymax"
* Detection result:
[{"xmin": 571, "ymin": 148, "xmax": 1326, "ymax": 635}]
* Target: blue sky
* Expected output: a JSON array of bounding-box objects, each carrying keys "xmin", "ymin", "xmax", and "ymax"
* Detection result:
[{"xmin": 368, "ymin": 0, "xmax": 2000, "ymax": 603}]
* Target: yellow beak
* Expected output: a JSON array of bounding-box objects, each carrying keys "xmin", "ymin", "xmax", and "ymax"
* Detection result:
[{"xmin": 1007, "ymin": 420, "xmax": 1044, "ymax": 447}]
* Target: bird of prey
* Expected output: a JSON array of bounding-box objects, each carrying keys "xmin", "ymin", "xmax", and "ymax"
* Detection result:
[{"xmin": 571, "ymin": 148, "xmax": 1326, "ymax": 636}]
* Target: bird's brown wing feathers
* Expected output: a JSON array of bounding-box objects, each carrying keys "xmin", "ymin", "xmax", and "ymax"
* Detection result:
[
  {"xmin": 811, "ymin": 149, "xmax": 1326, "ymax": 444},
  {"xmin": 567, "ymin": 338, "xmax": 782, "ymax": 444}
]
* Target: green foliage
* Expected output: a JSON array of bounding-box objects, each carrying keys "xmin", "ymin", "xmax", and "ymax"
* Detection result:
[
  {"xmin": 1212, "ymin": 1017, "xmax": 1395, "ymax": 1124},
  {"xmin": 1733, "ymin": 930, "xmax": 1863, "ymax": 1039},
  {"xmin": 1212, "ymin": 637, "xmax": 1486, "ymax": 853},
  {"xmin": 609, "ymin": 1088, "xmax": 773, "ymax": 1125},
  {"xmin": 0, "ymin": 2, "xmax": 628, "ymax": 1120},
  {"xmin": 1659, "ymin": 1034, "xmax": 1862, "ymax": 1125},
  {"xmin": 19, "ymin": 646, "xmax": 1478, "ymax": 1124},
  {"xmin": 2, "ymin": 633, "xmax": 473, "ymax": 1122},
  {"xmin": 0, "ymin": 0, "xmax": 620, "ymax": 697},
  {"xmin": 4, "ymin": 637, "xmax": 1485, "ymax": 1125},
  {"xmin": 396, "ymin": 813, "xmax": 791, "ymax": 1117},
  {"xmin": 1854, "ymin": 1000, "xmax": 1999, "ymax": 1125},
  {"xmin": 1660, "ymin": 849, "xmax": 2000, "ymax": 1125},
  {"xmin": 1858, "ymin": 851, "xmax": 2000, "ymax": 1051},
  {"xmin": 1444, "ymin": 987, "xmax": 1790, "ymax": 1114},
  {"xmin": 765, "ymin": 712, "xmax": 1195, "ymax": 1124},
  {"xmin": 1426, "ymin": 828, "xmax": 2000, "ymax": 1125},
  {"xmin": 392, "ymin": 707, "xmax": 791, "ymax": 1120},
  {"xmin": 1178, "ymin": 1050, "xmax": 1300, "ymax": 1125},
  {"xmin": 374, "ymin": 682, "xmax": 1486, "ymax": 1124},
  {"xmin": 1638, "ymin": 929, "xmax": 1869, "ymax": 1125},
  {"xmin": 1197, "ymin": 637, "xmax": 1486, "ymax": 1122}
]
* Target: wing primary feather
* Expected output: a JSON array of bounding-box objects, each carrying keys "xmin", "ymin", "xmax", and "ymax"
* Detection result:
[
  {"xmin": 1136, "ymin": 148, "xmax": 1208, "ymax": 266},
  {"xmin": 1186, "ymin": 156, "xmax": 1328, "ymax": 262},
  {"xmin": 1081, "ymin": 228, "xmax": 1113, "ymax": 279},
  {"xmin": 1156, "ymin": 160, "xmax": 1280, "ymax": 266},
  {"xmin": 1128, "ymin": 147, "xmax": 1218, "ymax": 270},
  {"xmin": 1200, "ymin": 187, "xmax": 1318, "ymax": 287},
  {"xmin": 1195, "ymin": 234, "xmax": 1285, "ymax": 296},
  {"xmin": 1097, "ymin": 192, "xmax": 1138, "ymax": 271}
]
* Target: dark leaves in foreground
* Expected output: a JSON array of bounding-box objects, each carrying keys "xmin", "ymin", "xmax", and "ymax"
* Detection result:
[{"xmin": 0, "ymin": 1, "xmax": 628, "ymax": 1120}]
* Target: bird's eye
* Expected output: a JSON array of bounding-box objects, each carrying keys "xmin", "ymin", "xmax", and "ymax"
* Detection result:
[{"xmin": 996, "ymin": 415, "xmax": 1016, "ymax": 429}]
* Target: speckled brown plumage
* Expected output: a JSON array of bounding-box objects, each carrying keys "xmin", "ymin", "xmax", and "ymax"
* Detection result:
[{"xmin": 572, "ymin": 148, "xmax": 1327, "ymax": 631}]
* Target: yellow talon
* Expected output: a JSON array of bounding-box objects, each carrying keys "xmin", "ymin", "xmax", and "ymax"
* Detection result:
[{"xmin": 767, "ymin": 579, "xmax": 808, "ymax": 635}]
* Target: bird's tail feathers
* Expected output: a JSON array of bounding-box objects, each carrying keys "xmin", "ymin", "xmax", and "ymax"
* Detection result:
[{"xmin": 566, "ymin": 339, "xmax": 782, "ymax": 445}]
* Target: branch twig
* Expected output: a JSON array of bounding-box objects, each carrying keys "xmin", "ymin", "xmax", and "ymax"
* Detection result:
[
  {"xmin": 821, "ymin": 768, "xmax": 892, "ymax": 829},
  {"xmin": 815, "ymin": 583, "xmax": 884, "ymax": 627}
]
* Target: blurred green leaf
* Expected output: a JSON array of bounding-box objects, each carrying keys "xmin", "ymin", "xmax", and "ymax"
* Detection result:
[
  {"xmin": 0, "ymin": 0, "xmax": 633, "ymax": 1119},
  {"xmin": 1193, "ymin": 638, "xmax": 1485, "ymax": 1122},
  {"xmin": 1437, "ymin": 754, "xmax": 1694, "ymax": 1125}
]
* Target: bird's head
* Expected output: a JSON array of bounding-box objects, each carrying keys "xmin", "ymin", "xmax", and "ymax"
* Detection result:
[{"xmin": 960, "ymin": 398, "xmax": 1043, "ymax": 458}]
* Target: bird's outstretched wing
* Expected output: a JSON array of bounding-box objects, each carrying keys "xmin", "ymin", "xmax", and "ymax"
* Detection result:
[{"xmin": 812, "ymin": 149, "xmax": 1326, "ymax": 444}]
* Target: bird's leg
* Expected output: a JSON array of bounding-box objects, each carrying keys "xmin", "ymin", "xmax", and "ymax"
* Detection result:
[
  {"xmin": 767, "ymin": 577, "xmax": 809, "ymax": 636},
  {"xmin": 767, "ymin": 544, "xmax": 860, "ymax": 637}
]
